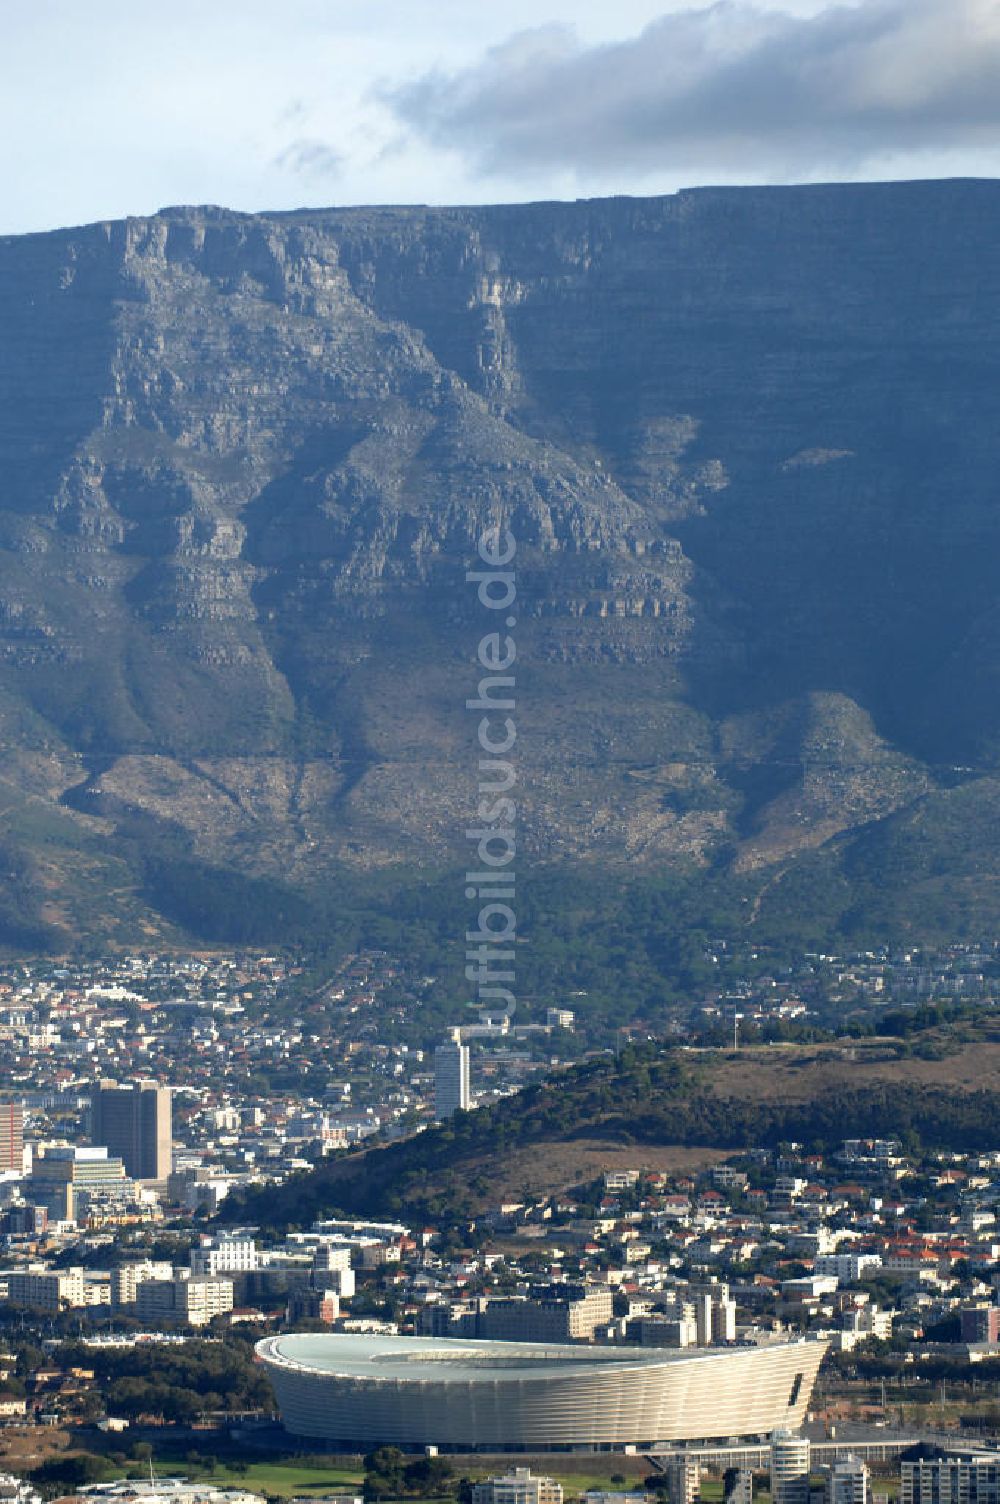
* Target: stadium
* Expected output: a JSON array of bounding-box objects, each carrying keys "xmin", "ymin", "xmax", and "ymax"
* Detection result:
[{"xmin": 256, "ymin": 1332, "xmax": 827, "ymax": 1450}]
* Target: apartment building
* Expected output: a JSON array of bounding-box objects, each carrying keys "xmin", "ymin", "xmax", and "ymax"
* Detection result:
[
  {"xmin": 472, "ymin": 1471, "xmax": 563, "ymax": 1504},
  {"xmin": 135, "ymin": 1273, "xmax": 234, "ymax": 1327},
  {"xmin": 5, "ymin": 1267, "xmax": 86, "ymax": 1312},
  {"xmin": 901, "ymin": 1456, "xmax": 1000, "ymax": 1504}
]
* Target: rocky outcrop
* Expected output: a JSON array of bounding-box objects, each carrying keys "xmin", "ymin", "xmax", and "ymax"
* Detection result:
[{"xmin": 0, "ymin": 182, "xmax": 998, "ymax": 939}]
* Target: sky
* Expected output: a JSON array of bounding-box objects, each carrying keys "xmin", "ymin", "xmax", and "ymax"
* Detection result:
[{"xmin": 3, "ymin": 0, "xmax": 1000, "ymax": 235}]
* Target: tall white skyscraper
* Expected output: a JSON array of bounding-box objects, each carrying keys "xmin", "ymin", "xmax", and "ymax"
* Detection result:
[{"xmin": 435, "ymin": 1031, "xmax": 470, "ymax": 1118}]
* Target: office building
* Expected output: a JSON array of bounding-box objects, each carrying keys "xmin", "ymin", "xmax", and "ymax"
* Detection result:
[
  {"xmin": 477, "ymin": 1285, "xmax": 614, "ymax": 1343},
  {"xmin": 2, "ymin": 1203, "xmax": 47, "ymax": 1237},
  {"xmin": 287, "ymin": 1287, "xmax": 340, "ymax": 1325},
  {"xmin": 632, "ymin": 1315, "xmax": 697, "ymax": 1348},
  {"xmin": 90, "ymin": 1079, "xmax": 172, "ymax": 1180},
  {"xmin": 28, "ymin": 1145, "xmax": 126, "ymax": 1222},
  {"xmin": 434, "ymin": 1031, "xmax": 470, "ymax": 1118},
  {"xmin": 771, "ymin": 1431, "xmax": 812, "ymax": 1504},
  {"xmin": 0, "ymin": 1105, "xmax": 24, "ymax": 1172}
]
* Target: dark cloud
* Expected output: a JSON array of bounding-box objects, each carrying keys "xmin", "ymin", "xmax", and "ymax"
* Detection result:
[
  {"xmin": 275, "ymin": 137, "xmax": 343, "ymax": 179},
  {"xmin": 385, "ymin": 0, "xmax": 1000, "ymax": 179}
]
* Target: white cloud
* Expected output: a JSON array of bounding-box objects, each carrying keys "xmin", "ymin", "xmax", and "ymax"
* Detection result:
[
  {"xmin": 386, "ymin": 0, "xmax": 1000, "ymax": 181},
  {"xmin": 274, "ymin": 139, "xmax": 344, "ymax": 180},
  {"xmin": 0, "ymin": 0, "xmax": 997, "ymax": 233}
]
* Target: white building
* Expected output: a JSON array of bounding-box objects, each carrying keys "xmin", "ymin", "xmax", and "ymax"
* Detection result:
[
  {"xmin": 823, "ymin": 1458, "xmax": 869, "ymax": 1504},
  {"xmin": 814, "ymin": 1253, "xmax": 883, "ymax": 1285},
  {"xmin": 5, "ymin": 1267, "xmax": 85, "ymax": 1312},
  {"xmin": 312, "ymin": 1243, "xmax": 353, "ymax": 1272},
  {"xmin": 112, "ymin": 1261, "xmax": 174, "ymax": 1308},
  {"xmin": 771, "ymin": 1431, "xmax": 811, "ymax": 1504},
  {"xmin": 834, "ymin": 1304, "xmax": 894, "ymax": 1351},
  {"xmin": 312, "ymin": 1245, "xmax": 356, "ymax": 1297},
  {"xmin": 901, "ymin": 1457, "xmax": 1000, "ymax": 1504},
  {"xmin": 472, "ymin": 1471, "xmax": 563, "ymax": 1504},
  {"xmin": 135, "ymin": 1273, "xmax": 234, "ymax": 1327},
  {"xmin": 79, "ymin": 1483, "xmax": 265, "ymax": 1504},
  {"xmin": 0, "ymin": 1471, "xmax": 42, "ymax": 1504},
  {"xmin": 688, "ymin": 1284, "xmax": 737, "ymax": 1345},
  {"xmin": 190, "ymin": 1235, "xmax": 258, "ymax": 1277},
  {"xmin": 665, "ymin": 1461, "xmax": 700, "ymax": 1504},
  {"xmin": 434, "ymin": 1032, "xmax": 470, "ymax": 1118}
]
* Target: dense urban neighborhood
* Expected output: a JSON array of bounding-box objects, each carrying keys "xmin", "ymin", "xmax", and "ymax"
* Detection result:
[{"xmin": 0, "ymin": 948, "xmax": 998, "ymax": 1502}]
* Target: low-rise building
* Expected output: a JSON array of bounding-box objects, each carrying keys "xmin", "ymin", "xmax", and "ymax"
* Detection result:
[
  {"xmin": 135, "ymin": 1273, "xmax": 234, "ymax": 1327},
  {"xmin": 6, "ymin": 1267, "xmax": 86, "ymax": 1312},
  {"xmin": 472, "ymin": 1471, "xmax": 563, "ymax": 1504},
  {"xmin": 901, "ymin": 1456, "xmax": 1000, "ymax": 1504}
]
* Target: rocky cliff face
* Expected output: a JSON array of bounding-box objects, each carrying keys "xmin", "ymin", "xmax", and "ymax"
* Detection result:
[{"xmin": 0, "ymin": 182, "xmax": 998, "ymax": 944}]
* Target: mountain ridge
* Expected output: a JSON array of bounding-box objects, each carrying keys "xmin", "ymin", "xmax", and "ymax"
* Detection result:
[{"xmin": 0, "ymin": 180, "xmax": 998, "ymax": 959}]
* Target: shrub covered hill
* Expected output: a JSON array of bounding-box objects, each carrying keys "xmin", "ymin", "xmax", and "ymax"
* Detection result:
[
  {"xmin": 223, "ymin": 1023, "xmax": 1000, "ymax": 1229},
  {"xmin": 2, "ymin": 181, "xmax": 1000, "ymax": 963}
]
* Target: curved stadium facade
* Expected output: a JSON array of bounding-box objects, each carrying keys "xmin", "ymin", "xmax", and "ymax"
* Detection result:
[{"xmin": 256, "ymin": 1333, "xmax": 826, "ymax": 1450}]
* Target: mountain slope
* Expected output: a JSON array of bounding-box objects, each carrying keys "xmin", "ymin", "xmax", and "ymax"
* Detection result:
[
  {"xmin": 0, "ymin": 182, "xmax": 999, "ymax": 952},
  {"xmin": 223, "ymin": 1028, "xmax": 1000, "ymax": 1229}
]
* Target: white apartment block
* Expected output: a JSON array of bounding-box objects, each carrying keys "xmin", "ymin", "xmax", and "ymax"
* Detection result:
[
  {"xmin": 112, "ymin": 1260, "xmax": 175, "ymax": 1307},
  {"xmin": 814, "ymin": 1252, "xmax": 883, "ymax": 1284},
  {"xmin": 901, "ymin": 1458, "xmax": 1000, "ymax": 1504},
  {"xmin": 771, "ymin": 1431, "xmax": 811, "ymax": 1504},
  {"xmin": 313, "ymin": 1243, "xmax": 354, "ymax": 1272},
  {"xmin": 135, "ymin": 1273, "xmax": 234, "ymax": 1327},
  {"xmin": 472, "ymin": 1471, "xmax": 563, "ymax": 1504},
  {"xmin": 312, "ymin": 1248, "xmax": 356, "ymax": 1298},
  {"xmin": 5, "ymin": 1267, "xmax": 86, "ymax": 1311},
  {"xmin": 665, "ymin": 1460, "xmax": 701, "ymax": 1504},
  {"xmin": 83, "ymin": 1274, "xmax": 111, "ymax": 1306},
  {"xmin": 190, "ymin": 1235, "xmax": 258, "ymax": 1277}
]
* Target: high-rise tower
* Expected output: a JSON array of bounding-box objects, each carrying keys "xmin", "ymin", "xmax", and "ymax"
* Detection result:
[
  {"xmin": 90, "ymin": 1080, "xmax": 172, "ymax": 1180},
  {"xmin": 435, "ymin": 1031, "xmax": 470, "ymax": 1119}
]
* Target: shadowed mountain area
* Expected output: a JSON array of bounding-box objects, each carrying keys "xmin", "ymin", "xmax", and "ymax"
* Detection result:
[{"xmin": 0, "ymin": 181, "xmax": 999, "ymax": 959}]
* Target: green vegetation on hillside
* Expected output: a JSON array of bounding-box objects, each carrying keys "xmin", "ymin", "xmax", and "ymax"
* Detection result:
[{"xmin": 223, "ymin": 1035, "xmax": 1000, "ymax": 1229}]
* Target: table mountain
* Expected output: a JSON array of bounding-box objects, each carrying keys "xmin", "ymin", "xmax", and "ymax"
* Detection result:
[{"xmin": 1, "ymin": 181, "xmax": 998, "ymax": 950}]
